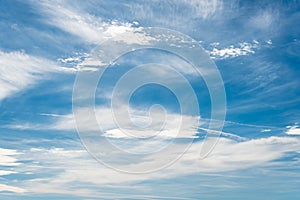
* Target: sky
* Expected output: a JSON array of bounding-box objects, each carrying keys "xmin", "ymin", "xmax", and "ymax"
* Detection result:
[{"xmin": 0, "ymin": 0, "xmax": 300, "ymax": 199}]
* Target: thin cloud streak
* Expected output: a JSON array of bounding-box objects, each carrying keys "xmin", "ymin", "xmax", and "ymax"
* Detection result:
[{"xmin": 0, "ymin": 51, "xmax": 75, "ymax": 101}]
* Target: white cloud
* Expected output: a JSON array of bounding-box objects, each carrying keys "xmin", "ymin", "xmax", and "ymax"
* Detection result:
[
  {"xmin": 110, "ymin": 29, "xmax": 155, "ymax": 45},
  {"xmin": 53, "ymin": 106, "xmax": 200, "ymax": 140},
  {"xmin": 103, "ymin": 114, "xmax": 199, "ymax": 140},
  {"xmin": 199, "ymin": 127, "xmax": 246, "ymax": 141},
  {"xmin": 58, "ymin": 52, "xmax": 88, "ymax": 66},
  {"xmin": 209, "ymin": 41, "xmax": 259, "ymax": 59},
  {"xmin": 286, "ymin": 125, "xmax": 300, "ymax": 135},
  {"xmin": 0, "ymin": 51, "xmax": 51, "ymax": 100},
  {"xmin": 193, "ymin": 136, "xmax": 300, "ymax": 171},
  {"xmin": 2, "ymin": 136, "xmax": 298, "ymax": 197},
  {"xmin": 0, "ymin": 148, "xmax": 22, "ymax": 166},
  {"xmin": 36, "ymin": 1, "xmax": 107, "ymax": 44},
  {"xmin": 0, "ymin": 51, "xmax": 74, "ymax": 101},
  {"xmin": 36, "ymin": 1, "xmax": 154, "ymax": 45},
  {"xmin": 0, "ymin": 170, "xmax": 17, "ymax": 176},
  {"xmin": 266, "ymin": 40, "xmax": 272, "ymax": 45},
  {"xmin": 6, "ymin": 106, "xmax": 177, "ymax": 135},
  {"xmin": 261, "ymin": 129, "xmax": 272, "ymax": 132},
  {"xmin": 0, "ymin": 148, "xmax": 25, "ymax": 193},
  {"xmin": 39, "ymin": 113, "xmax": 64, "ymax": 117},
  {"xmin": 0, "ymin": 184, "xmax": 26, "ymax": 193}
]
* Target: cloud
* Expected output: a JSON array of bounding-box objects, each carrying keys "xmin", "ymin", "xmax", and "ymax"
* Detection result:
[
  {"xmin": 0, "ymin": 148, "xmax": 22, "ymax": 166},
  {"xmin": 0, "ymin": 170, "xmax": 17, "ymax": 176},
  {"xmin": 195, "ymin": 136, "xmax": 300, "ymax": 171},
  {"xmin": 182, "ymin": 0, "xmax": 223, "ymax": 19},
  {"xmin": 127, "ymin": 0, "xmax": 224, "ymax": 30},
  {"xmin": 286, "ymin": 125, "xmax": 300, "ymax": 135},
  {"xmin": 53, "ymin": 106, "xmax": 200, "ymax": 140},
  {"xmin": 208, "ymin": 41, "xmax": 260, "ymax": 59},
  {"xmin": 35, "ymin": 1, "xmax": 153, "ymax": 45},
  {"xmin": 0, "ymin": 148, "xmax": 25, "ymax": 194},
  {"xmin": 5, "ymin": 105, "xmax": 199, "ymax": 143},
  {"xmin": 57, "ymin": 52, "xmax": 88, "ymax": 66},
  {"xmin": 249, "ymin": 9, "xmax": 279, "ymax": 31},
  {"xmin": 0, "ymin": 51, "xmax": 74, "ymax": 101},
  {"xmin": 0, "ymin": 1, "xmax": 298, "ymax": 198},
  {"xmin": 199, "ymin": 127, "xmax": 246, "ymax": 141},
  {"xmin": 1, "ymin": 136, "xmax": 298, "ymax": 197},
  {"xmin": 261, "ymin": 129, "xmax": 272, "ymax": 132},
  {"xmin": 0, "ymin": 184, "xmax": 26, "ymax": 193},
  {"xmin": 35, "ymin": 1, "xmax": 109, "ymax": 44}
]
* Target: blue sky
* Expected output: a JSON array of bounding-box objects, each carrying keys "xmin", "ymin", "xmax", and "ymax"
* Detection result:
[{"xmin": 0, "ymin": 0, "xmax": 300, "ymax": 199}]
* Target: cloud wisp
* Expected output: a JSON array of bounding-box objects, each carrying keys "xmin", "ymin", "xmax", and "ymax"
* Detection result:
[
  {"xmin": 0, "ymin": 135, "xmax": 299, "ymax": 197},
  {"xmin": 208, "ymin": 41, "xmax": 260, "ymax": 59},
  {"xmin": 35, "ymin": 1, "xmax": 146, "ymax": 45},
  {"xmin": 0, "ymin": 51, "xmax": 76, "ymax": 101}
]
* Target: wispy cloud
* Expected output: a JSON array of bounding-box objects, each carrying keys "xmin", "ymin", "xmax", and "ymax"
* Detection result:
[
  {"xmin": 0, "ymin": 51, "xmax": 75, "ymax": 101},
  {"xmin": 249, "ymin": 8, "xmax": 279, "ymax": 32},
  {"xmin": 35, "ymin": 1, "xmax": 146, "ymax": 45},
  {"xmin": 0, "ymin": 184, "xmax": 26, "ymax": 193},
  {"xmin": 0, "ymin": 148, "xmax": 26, "ymax": 193},
  {"xmin": 19, "ymin": 106, "xmax": 200, "ymax": 140},
  {"xmin": 1, "ymin": 135, "xmax": 299, "ymax": 197},
  {"xmin": 0, "ymin": 148, "xmax": 22, "ymax": 166},
  {"xmin": 182, "ymin": 0, "xmax": 223, "ymax": 19},
  {"xmin": 208, "ymin": 41, "xmax": 260, "ymax": 59},
  {"xmin": 34, "ymin": 0, "xmax": 226, "ymax": 47}
]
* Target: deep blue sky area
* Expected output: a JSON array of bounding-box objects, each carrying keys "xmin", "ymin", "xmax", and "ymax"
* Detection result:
[{"xmin": 0, "ymin": 0, "xmax": 300, "ymax": 199}]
